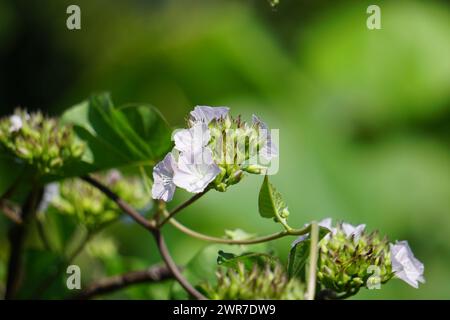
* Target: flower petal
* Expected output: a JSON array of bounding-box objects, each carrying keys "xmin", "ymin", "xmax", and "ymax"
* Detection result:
[
  {"xmin": 152, "ymin": 152, "xmax": 177, "ymax": 201},
  {"xmin": 174, "ymin": 122, "xmax": 210, "ymax": 154},
  {"xmin": 252, "ymin": 114, "xmax": 278, "ymax": 161},
  {"xmin": 173, "ymin": 148, "xmax": 220, "ymax": 193},
  {"xmin": 190, "ymin": 106, "xmax": 229, "ymax": 123},
  {"xmin": 9, "ymin": 115, "xmax": 23, "ymax": 133},
  {"xmin": 390, "ymin": 241, "xmax": 425, "ymax": 288}
]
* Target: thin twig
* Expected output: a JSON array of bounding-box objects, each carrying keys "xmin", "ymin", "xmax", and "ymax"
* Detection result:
[
  {"xmin": 306, "ymin": 221, "xmax": 319, "ymax": 300},
  {"xmin": 83, "ymin": 175, "xmax": 206, "ymax": 300},
  {"xmin": 152, "ymin": 230, "xmax": 206, "ymax": 300},
  {"xmin": 73, "ymin": 265, "xmax": 176, "ymax": 300},
  {"xmin": 165, "ymin": 211, "xmax": 311, "ymax": 245},
  {"xmin": 158, "ymin": 190, "xmax": 208, "ymax": 227},
  {"xmin": 5, "ymin": 186, "xmax": 43, "ymax": 300},
  {"xmin": 82, "ymin": 175, "xmax": 156, "ymax": 230}
]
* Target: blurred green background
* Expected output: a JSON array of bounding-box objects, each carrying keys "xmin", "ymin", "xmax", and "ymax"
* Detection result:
[{"xmin": 0, "ymin": 0, "xmax": 449, "ymax": 299}]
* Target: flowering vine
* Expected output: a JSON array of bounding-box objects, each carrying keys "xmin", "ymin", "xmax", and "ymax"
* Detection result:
[{"xmin": 0, "ymin": 94, "xmax": 424, "ymax": 300}]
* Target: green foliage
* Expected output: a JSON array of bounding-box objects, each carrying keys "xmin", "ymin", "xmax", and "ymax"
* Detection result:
[
  {"xmin": 201, "ymin": 261, "xmax": 304, "ymax": 300},
  {"xmin": 47, "ymin": 171, "xmax": 147, "ymax": 231},
  {"xmin": 317, "ymin": 226, "xmax": 393, "ymax": 297},
  {"xmin": 258, "ymin": 175, "xmax": 290, "ymax": 226},
  {"xmin": 287, "ymin": 226, "xmax": 330, "ymax": 280},
  {"xmin": 0, "ymin": 110, "xmax": 85, "ymax": 176},
  {"xmin": 60, "ymin": 93, "xmax": 172, "ymax": 177}
]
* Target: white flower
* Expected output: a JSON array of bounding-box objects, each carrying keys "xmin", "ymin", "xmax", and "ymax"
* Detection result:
[
  {"xmin": 9, "ymin": 115, "xmax": 23, "ymax": 133},
  {"xmin": 173, "ymin": 148, "xmax": 220, "ymax": 193},
  {"xmin": 390, "ymin": 241, "xmax": 425, "ymax": 288},
  {"xmin": 291, "ymin": 218, "xmax": 365, "ymax": 246},
  {"xmin": 292, "ymin": 218, "xmax": 333, "ymax": 247},
  {"xmin": 152, "ymin": 152, "xmax": 178, "ymax": 202},
  {"xmin": 252, "ymin": 115, "xmax": 278, "ymax": 161},
  {"xmin": 37, "ymin": 183, "xmax": 59, "ymax": 213},
  {"xmin": 174, "ymin": 122, "xmax": 211, "ymax": 154},
  {"xmin": 341, "ymin": 222, "xmax": 366, "ymax": 241},
  {"xmin": 190, "ymin": 106, "xmax": 229, "ymax": 124}
]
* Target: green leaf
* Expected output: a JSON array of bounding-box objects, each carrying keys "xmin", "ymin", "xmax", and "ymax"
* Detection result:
[
  {"xmin": 287, "ymin": 225, "xmax": 330, "ymax": 280},
  {"xmin": 217, "ymin": 250, "xmax": 274, "ymax": 271},
  {"xmin": 60, "ymin": 93, "xmax": 172, "ymax": 176},
  {"xmin": 170, "ymin": 242, "xmax": 270, "ymax": 299},
  {"xmin": 258, "ymin": 175, "xmax": 289, "ymax": 225}
]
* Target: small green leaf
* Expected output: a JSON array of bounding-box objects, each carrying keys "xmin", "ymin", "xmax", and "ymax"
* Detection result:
[
  {"xmin": 217, "ymin": 250, "xmax": 274, "ymax": 271},
  {"xmin": 258, "ymin": 175, "xmax": 289, "ymax": 225},
  {"xmin": 60, "ymin": 93, "xmax": 172, "ymax": 177},
  {"xmin": 287, "ymin": 225, "xmax": 330, "ymax": 280}
]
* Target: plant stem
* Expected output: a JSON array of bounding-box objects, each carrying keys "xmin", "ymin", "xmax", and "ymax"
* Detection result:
[
  {"xmin": 83, "ymin": 175, "xmax": 206, "ymax": 300},
  {"xmin": 5, "ymin": 186, "xmax": 42, "ymax": 300},
  {"xmin": 153, "ymin": 230, "xmax": 206, "ymax": 300},
  {"xmin": 158, "ymin": 190, "xmax": 208, "ymax": 227},
  {"xmin": 82, "ymin": 175, "xmax": 156, "ymax": 230},
  {"xmin": 306, "ymin": 221, "xmax": 319, "ymax": 300},
  {"xmin": 165, "ymin": 210, "xmax": 311, "ymax": 245},
  {"xmin": 73, "ymin": 265, "xmax": 175, "ymax": 300}
]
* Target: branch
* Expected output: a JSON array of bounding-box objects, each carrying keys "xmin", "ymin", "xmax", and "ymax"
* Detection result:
[
  {"xmin": 5, "ymin": 186, "xmax": 43, "ymax": 299},
  {"xmin": 158, "ymin": 190, "xmax": 208, "ymax": 227},
  {"xmin": 82, "ymin": 176, "xmax": 156, "ymax": 231},
  {"xmin": 73, "ymin": 265, "xmax": 176, "ymax": 300},
  {"xmin": 165, "ymin": 210, "xmax": 312, "ymax": 245},
  {"xmin": 83, "ymin": 175, "xmax": 207, "ymax": 300}
]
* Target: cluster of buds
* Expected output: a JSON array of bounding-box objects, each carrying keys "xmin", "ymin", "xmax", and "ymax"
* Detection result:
[
  {"xmin": 316, "ymin": 221, "xmax": 392, "ymax": 295},
  {"xmin": 152, "ymin": 106, "xmax": 278, "ymax": 201},
  {"xmin": 0, "ymin": 109, "xmax": 84, "ymax": 175},
  {"xmin": 201, "ymin": 261, "xmax": 304, "ymax": 300},
  {"xmin": 295, "ymin": 218, "xmax": 425, "ymax": 297},
  {"xmin": 44, "ymin": 170, "xmax": 147, "ymax": 230}
]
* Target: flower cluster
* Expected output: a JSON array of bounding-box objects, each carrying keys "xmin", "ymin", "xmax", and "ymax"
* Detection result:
[
  {"xmin": 201, "ymin": 261, "xmax": 304, "ymax": 300},
  {"xmin": 152, "ymin": 106, "xmax": 277, "ymax": 201},
  {"xmin": 0, "ymin": 110, "xmax": 84, "ymax": 175},
  {"xmin": 294, "ymin": 219, "xmax": 425, "ymax": 297},
  {"xmin": 44, "ymin": 170, "xmax": 147, "ymax": 230}
]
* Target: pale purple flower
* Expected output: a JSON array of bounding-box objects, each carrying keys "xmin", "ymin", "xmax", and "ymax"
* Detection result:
[
  {"xmin": 342, "ymin": 222, "xmax": 366, "ymax": 241},
  {"xmin": 390, "ymin": 241, "xmax": 425, "ymax": 288},
  {"xmin": 292, "ymin": 218, "xmax": 333, "ymax": 247},
  {"xmin": 9, "ymin": 115, "xmax": 23, "ymax": 133},
  {"xmin": 190, "ymin": 106, "xmax": 229, "ymax": 124},
  {"xmin": 37, "ymin": 183, "xmax": 59, "ymax": 213},
  {"xmin": 173, "ymin": 148, "xmax": 220, "ymax": 193},
  {"xmin": 252, "ymin": 115, "xmax": 278, "ymax": 161},
  {"xmin": 152, "ymin": 152, "xmax": 178, "ymax": 202},
  {"xmin": 173, "ymin": 122, "xmax": 211, "ymax": 154}
]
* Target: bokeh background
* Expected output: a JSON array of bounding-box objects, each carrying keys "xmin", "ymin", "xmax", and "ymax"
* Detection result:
[{"xmin": 0, "ymin": 0, "xmax": 449, "ymax": 299}]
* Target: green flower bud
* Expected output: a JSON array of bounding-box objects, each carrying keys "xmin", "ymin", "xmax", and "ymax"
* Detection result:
[
  {"xmin": 48, "ymin": 170, "xmax": 147, "ymax": 230},
  {"xmin": 317, "ymin": 223, "xmax": 393, "ymax": 297},
  {"xmin": 0, "ymin": 109, "xmax": 85, "ymax": 175},
  {"xmin": 201, "ymin": 261, "xmax": 304, "ymax": 300}
]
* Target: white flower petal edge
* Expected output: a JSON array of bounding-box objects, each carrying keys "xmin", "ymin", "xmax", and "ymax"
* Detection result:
[
  {"xmin": 152, "ymin": 152, "xmax": 178, "ymax": 202},
  {"xmin": 190, "ymin": 106, "xmax": 230, "ymax": 124},
  {"xmin": 342, "ymin": 222, "xmax": 366, "ymax": 242},
  {"xmin": 37, "ymin": 183, "xmax": 60, "ymax": 213},
  {"xmin": 390, "ymin": 241, "xmax": 425, "ymax": 288},
  {"xmin": 9, "ymin": 115, "xmax": 23, "ymax": 133},
  {"xmin": 291, "ymin": 218, "xmax": 333, "ymax": 247},
  {"xmin": 174, "ymin": 122, "xmax": 210, "ymax": 154},
  {"xmin": 252, "ymin": 115, "xmax": 278, "ymax": 160},
  {"xmin": 173, "ymin": 148, "xmax": 220, "ymax": 193}
]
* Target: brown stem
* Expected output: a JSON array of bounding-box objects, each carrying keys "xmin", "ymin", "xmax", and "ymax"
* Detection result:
[
  {"xmin": 152, "ymin": 230, "xmax": 206, "ymax": 300},
  {"xmin": 82, "ymin": 176, "xmax": 156, "ymax": 230},
  {"xmin": 83, "ymin": 175, "xmax": 207, "ymax": 300},
  {"xmin": 73, "ymin": 265, "xmax": 176, "ymax": 300},
  {"xmin": 158, "ymin": 190, "xmax": 208, "ymax": 227},
  {"xmin": 5, "ymin": 186, "xmax": 43, "ymax": 300}
]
